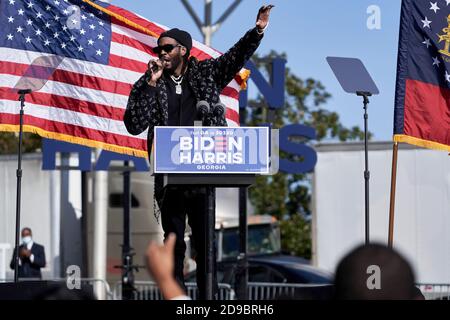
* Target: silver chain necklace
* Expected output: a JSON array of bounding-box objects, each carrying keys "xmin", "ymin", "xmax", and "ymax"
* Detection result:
[{"xmin": 170, "ymin": 74, "xmax": 183, "ymax": 94}]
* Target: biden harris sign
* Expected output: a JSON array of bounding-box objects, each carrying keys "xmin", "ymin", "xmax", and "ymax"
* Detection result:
[{"xmin": 153, "ymin": 127, "xmax": 270, "ymax": 174}]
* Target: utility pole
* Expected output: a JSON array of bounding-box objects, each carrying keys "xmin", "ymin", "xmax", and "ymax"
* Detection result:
[{"xmin": 180, "ymin": 0, "xmax": 242, "ymax": 46}]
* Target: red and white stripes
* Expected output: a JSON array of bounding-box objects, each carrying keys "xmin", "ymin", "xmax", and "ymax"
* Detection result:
[{"xmin": 0, "ymin": 2, "xmax": 242, "ymax": 157}]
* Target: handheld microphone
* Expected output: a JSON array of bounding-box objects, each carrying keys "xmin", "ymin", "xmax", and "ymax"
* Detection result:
[
  {"xmin": 196, "ymin": 100, "xmax": 210, "ymax": 125},
  {"xmin": 149, "ymin": 60, "xmax": 162, "ymax": 73},
  {"xmin": 145, "ymin": 61, "xmax": 161, "ymax": 82}
]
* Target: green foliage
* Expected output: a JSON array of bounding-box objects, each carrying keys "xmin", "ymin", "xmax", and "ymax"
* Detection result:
[
  {"xmin": 0, "ymin": 132, "xmax": 42, "ymax": 155},
  {"xmin": 279, "ymin": 214, "xmax": 311, "ymax": 258},
  {"xmin": 245, "ymin": 51, "xmax": 370, "ymax": 259}
]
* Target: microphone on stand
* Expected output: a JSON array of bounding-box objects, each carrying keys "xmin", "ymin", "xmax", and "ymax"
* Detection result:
[
  {"xmin": 196, "ymin": 100, "xmax": 211, "ymax": 126},
  {"xmin": 211, "ymin": 102, "xmax": 226, "ymax": 126}
]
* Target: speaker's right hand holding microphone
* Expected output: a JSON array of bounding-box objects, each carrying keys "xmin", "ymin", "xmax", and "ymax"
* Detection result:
[{"xmin": 147, "ymin": 59, "xmax": 163, "ymax": 87}]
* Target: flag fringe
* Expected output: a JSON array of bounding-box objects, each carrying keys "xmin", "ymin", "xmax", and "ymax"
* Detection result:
[
  {"xmin": 393, "ymin": 134, "xmax": 450, "ymax": 152},
  {"xmin": 239, "ymin": 69, "xmax": 251, "ymax": 90},
  {"xmin": 0, "ymin": 124, "xmax": 148, "ymax": 158},
  {"xmin": 82, "ymin": 0, "xmax": 159, "ymax": 38}
]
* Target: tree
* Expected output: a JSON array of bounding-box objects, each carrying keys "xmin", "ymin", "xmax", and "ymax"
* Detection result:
[
  {"xmin": 0, "ymin": 132, "xmax": 42, "ymax": 155},
  {"xmin": 244, "ymin": 51, "xmax": 371, "ymax": 259}
]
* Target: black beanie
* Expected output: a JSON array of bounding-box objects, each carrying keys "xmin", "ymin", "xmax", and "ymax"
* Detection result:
[{"xmin": 158, "ymin": 28, "xmax": 193, "ymax": 53}]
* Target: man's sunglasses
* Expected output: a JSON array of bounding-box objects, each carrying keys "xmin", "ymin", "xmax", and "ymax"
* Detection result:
[{"xmin": 152, "ymin": 44, "xmax": 182, "ymax": 54}]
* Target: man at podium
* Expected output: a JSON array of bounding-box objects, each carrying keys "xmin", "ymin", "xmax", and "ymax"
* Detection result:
[{"xmin": 124, "ymin": 5, "xmax": 273, "ymax": 299}]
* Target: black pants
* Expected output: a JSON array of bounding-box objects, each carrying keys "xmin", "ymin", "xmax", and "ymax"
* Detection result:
[{"xmin": 158, "ymin": 183, "xmax": 218, "ymax": 300}]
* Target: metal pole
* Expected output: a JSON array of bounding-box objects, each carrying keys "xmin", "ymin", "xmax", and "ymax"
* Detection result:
[
  {"xmin": 204, "ymin": 0, "xmax": 212, "ymax": 46},
  {"xmin": 81, "ymin": 171, "xmax": 89, "ymax": 278},
  {"xmin": 121, "ymin": 160, "xmax": 134, "ymax": 300},
  {"xmin": 363, "ymin": 95, "xmax": 370, "ymax": 245},
  {"xmin": 215, "ymin": 0, "xmax": 243, "ymax": 28},
  {"xmin": 237, "ymin": 187, "xmax": 248, "ymax": 299},
  {"xmin": 59, "ymin": 153, "xmax": 69, "ymax": 275},
  {"xmin": 388, "ymin": 142, "xmax": 399, "ymax": 248},
  {"xmin": 205, "ymin": 186, "xmax": 215, "ymax": 300},
  {"xmin": 13, "ymin": 91, "xmax": 29, "ymax": 282},
  {"xmin": 181, "ymin": 0, "xmax": 242, "ymax": 46},
  {"xmin": 50, "ymin": 168, "xmax": 61, "ymax": 278},
  {"xmin": 357, "ymin": 91, "xmax": 371, "ymax": 245},
  {"xmin": 123, "ymin": 161, "xmax": 131, "ymax": 260},
  {"xmin": 180, "ymin": 0, "xmax": 203, "ymax": 33},
  {"xmin": 93, "ymin": 149, "xmax": 108, "ymax": 299}
]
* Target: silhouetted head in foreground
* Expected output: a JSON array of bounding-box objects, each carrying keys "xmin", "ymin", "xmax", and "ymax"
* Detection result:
[{"xmin": 334, "ymin": 243, "xmax": 418, "ymax": 300}]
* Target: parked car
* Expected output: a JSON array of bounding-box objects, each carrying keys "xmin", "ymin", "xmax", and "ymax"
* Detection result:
[
  {"xmin": 186, "ymin": 255, "xmax": 332, "ymax": 285},
  {"xmin": 186, "ymin": 215, "xmax": 333, "ymax": 286}
]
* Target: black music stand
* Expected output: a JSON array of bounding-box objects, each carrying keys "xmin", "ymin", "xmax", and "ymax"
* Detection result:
[{"xmin": 326, "ymin": 57, "xmax": 379, "ymax": 244}]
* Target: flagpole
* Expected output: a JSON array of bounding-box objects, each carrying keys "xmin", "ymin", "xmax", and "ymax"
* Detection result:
[{"xmin": 388, "ymin": 142, "xmax": 399, "ymax": 248}]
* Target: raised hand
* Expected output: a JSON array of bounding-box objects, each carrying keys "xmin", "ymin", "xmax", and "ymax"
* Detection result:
[{"xmin": 256, "ymin": 5, "xmax": 274, "ymax": 32}]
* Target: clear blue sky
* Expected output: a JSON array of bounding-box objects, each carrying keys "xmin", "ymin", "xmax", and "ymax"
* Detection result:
[{"xmin": 111, "ymin": 0, "xmax": 402, "ymax": 141}]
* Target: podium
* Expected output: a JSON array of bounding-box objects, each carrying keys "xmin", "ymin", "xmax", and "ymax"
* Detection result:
[
  {"xmin": 164, "ymin": 174, "xmax": 255, "ymax": 300},
  {"xmin": 153, "ymin": 126, "xmax": 271, "ymax": 300}
]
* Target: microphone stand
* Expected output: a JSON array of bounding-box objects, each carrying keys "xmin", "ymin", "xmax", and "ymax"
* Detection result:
[
  {"xmin": 14, "ymin": 89, "xmax": 32, "ymax": 282},
  {"xmin": 357, "ymin": 91, "xmax": 371, "ymax": 245}
]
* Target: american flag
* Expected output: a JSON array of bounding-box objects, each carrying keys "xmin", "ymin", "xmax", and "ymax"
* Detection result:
[{"xmin": 0, "ymin": 0, "xmax": 243, "ymax": 158}]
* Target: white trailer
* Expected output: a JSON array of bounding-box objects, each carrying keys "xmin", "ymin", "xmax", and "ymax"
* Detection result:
[
  {"xmin": 312, "ymin": 141, "xmax": 450, "ymax": 284},
  {"xmin": 0, "ymin": 152, "xmax": 245, "ymax": 283}
]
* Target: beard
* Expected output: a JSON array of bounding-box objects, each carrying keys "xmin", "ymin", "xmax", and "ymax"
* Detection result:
[{"xmin": 164, "ymin": 53, "xmax": 183, "ymax": 73}]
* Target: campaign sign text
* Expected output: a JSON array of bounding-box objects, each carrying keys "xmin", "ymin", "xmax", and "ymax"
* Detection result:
[{"xmin": 154, "ymin": 127, "xmax": 269, "ymax": 174}]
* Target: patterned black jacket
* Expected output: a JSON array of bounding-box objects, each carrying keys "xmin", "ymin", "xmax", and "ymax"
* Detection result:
[{"xmin": 123, "ymin": 27, "xmax": 264, "ymax": 160}]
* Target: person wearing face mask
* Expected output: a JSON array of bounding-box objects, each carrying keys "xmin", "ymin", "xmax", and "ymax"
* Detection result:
[{"xmin": 10, "ymin": 227, "xmax": 46, "ymax": 279}]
